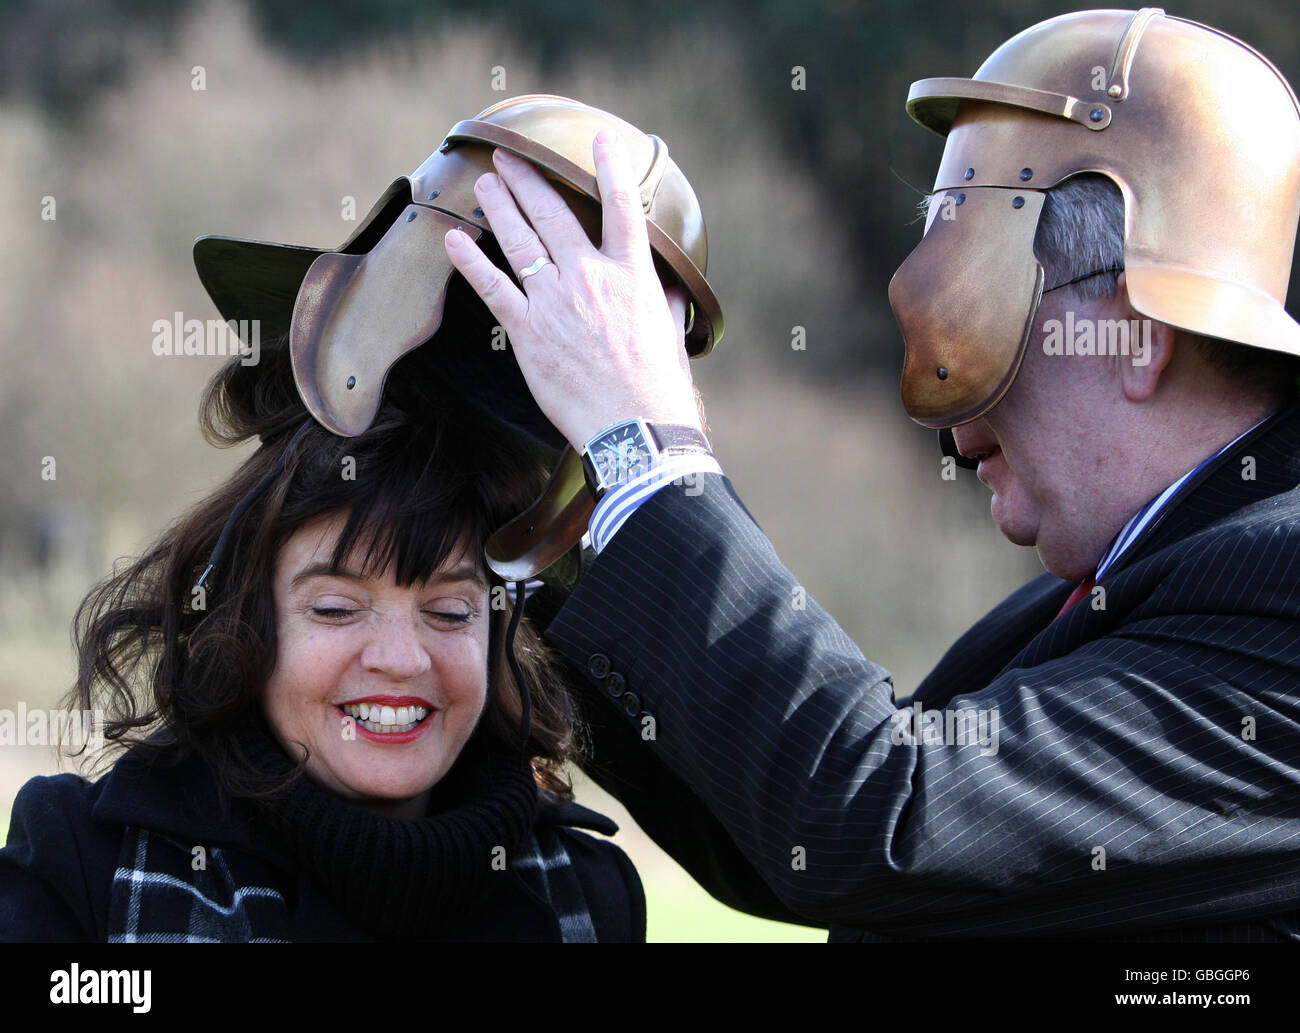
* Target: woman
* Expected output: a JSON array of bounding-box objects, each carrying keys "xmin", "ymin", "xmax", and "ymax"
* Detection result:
[{"xmin": 0, "ymin": 324, "xmax": 645, "ymax": 942}]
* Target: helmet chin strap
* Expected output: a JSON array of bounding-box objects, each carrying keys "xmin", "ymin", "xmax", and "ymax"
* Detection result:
[
  {"xmin": 504, "ymin": 579, "xmax": 533, "ymax": 751},
  {"xmin": 938, "ymin": 427, "xmax": 979, "ymax": 471},
  {"xmin": 1044, "ymin": 266, "xmax": 1124, "ymax": 294},
  {"xmin": 194, "ymin": 418, "xmax": 314, "ymax": 594}
]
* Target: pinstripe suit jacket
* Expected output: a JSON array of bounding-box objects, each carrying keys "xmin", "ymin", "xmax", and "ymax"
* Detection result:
[{"xmin": 544, "ymin": 403, "xmax": 1300, "ymax": 940}]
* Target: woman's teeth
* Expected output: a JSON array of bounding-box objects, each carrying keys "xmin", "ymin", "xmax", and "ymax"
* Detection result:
[{"xmin": 341, "ymin": 702, "xmax": 430, "ymax": 734}]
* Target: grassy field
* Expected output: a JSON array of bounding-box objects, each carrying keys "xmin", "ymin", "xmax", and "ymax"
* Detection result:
[
  {"xmin": 647, "ymin": 882, "xmax": 824, "ymax": 943},
  {"xmin": 571, "ymin": 775, "xmax": 826, "ymax": 942}
]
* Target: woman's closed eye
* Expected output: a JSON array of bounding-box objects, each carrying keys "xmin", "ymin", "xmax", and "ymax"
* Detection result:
[
  {"xmin": 425, "ymin": 607, "xmax": 476, "ymax": 625},
  {"xmin": 306, "ymin": 594, "xmax": 364, "ymax": 620},
  {"xmin": 307, "ymin": 604, "xmax": 477, "ymax": 624},
  {"xmin": 312, "ymin": 606, "xmax": 358, "ymax": 619}
]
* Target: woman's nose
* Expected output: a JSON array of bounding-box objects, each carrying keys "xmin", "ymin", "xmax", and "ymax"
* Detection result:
[{"xmin": 360, "ymin": 616, "xmax": 432, "ymax": 680}]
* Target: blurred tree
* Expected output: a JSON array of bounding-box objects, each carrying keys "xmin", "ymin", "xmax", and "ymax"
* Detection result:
[{"xmin": 5, "ymin": 0, "xmax": 1299, "ymax": 374}]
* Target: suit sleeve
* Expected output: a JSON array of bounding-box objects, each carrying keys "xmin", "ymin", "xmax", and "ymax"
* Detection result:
[
  {"xmin": 565, "ymin": 654, "xmax": 819, "ymax": 926},
  {"xmin": 544, "ymin": 473, "xmax": 1300, "ymax": 936},
  {"xmin": 529, "ymin": 582, "xmax": 814, "ymax": 926}
]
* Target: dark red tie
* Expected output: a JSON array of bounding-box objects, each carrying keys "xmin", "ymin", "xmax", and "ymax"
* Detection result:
[{"xmin": 1055, "ymin": 574, "xmax": 1097, "ymax": 620}]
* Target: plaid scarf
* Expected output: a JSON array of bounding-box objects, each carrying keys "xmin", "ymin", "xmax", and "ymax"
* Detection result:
[
  {"xmin": 107, "ymin": 820, "xmax": 597, "ymax": 942},
  {"xmin": 106, "ymin": 719, "xmax": 599, "ymax": 941}
]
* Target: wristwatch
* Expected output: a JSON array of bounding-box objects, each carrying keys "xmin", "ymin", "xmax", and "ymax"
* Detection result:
[{"xmin": 581, "ymin": 419, "xmax": 713, "ymax": 499}]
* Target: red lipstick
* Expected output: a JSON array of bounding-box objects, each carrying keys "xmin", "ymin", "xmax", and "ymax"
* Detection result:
[{"xmin": 336, "ymin": 696, "xmax": 438, "ymax": 745}]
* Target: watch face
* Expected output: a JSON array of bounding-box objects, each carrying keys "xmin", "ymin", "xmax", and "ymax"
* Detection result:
[{"xmin": 591, "ymin": 423, "xmax": 652, "ymax": 488}]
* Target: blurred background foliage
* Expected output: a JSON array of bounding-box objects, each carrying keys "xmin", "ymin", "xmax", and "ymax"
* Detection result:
[
  {"xmin": 5, "ymin": 0, "xmax": 1300, "ymax": 370},
  {"xmin": 1, "ymin": 0, "xmax": 1296, "ymax": 941}
]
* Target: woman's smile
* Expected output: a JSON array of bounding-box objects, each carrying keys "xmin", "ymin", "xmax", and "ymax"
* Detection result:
[{"xmin": 338, "ymin": 695, "xmax": 439, "ymax": 742}]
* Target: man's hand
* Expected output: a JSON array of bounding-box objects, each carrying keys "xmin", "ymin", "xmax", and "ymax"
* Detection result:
[{"xmin": 443, "ymin": 130, "xmax": 702, "ymax": 451}]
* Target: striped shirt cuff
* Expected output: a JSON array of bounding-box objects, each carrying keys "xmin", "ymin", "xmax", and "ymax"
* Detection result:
[{"xmin": 589, "ymin": 454, "xmax": 723, "ymax": 553}]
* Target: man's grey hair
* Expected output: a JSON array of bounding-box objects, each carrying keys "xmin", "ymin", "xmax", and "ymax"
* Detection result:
[
  {"xmin": 1034, "ymin": 174, "xmax": 1125, "ymax": 300},
  {"xmin": 1035, "ymin": 173, "xmax": 1299, "ymax": 398}
]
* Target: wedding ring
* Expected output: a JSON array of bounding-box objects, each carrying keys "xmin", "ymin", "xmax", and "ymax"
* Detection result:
[{"xmin": 518, "ymin": 256, "xmax": 553, "ymax": 282}]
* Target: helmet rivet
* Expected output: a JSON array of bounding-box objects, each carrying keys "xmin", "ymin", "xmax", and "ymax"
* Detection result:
[
  {"xmin": 406, "ymin": 211, "xmax": 417, "ymax": 222},
  {"xmin": 964, "ymin": 167, "xmax": 975, "ymax": 180},
  {"xmin": 472, "ymin": 207, "xmax": 485, "ymax": 218},
  {"xmin": 1089, "ymin": 108, "xmax": 1105, "ymax": 122},
  {"xmin": 936, "ymin": 366, "xmax": 949, "ymax": 380},
  {"xmin": 427, "ymin": 189, "xmax": 440, "ymax": 200},
  {"xmin": 346, "ymin": 376, "xmax": 356, "ymax": 390},
  {"xmin": 1107, "ymin": 84, "xmax": 1123, "ymax": 99},
  {"xmin": 955, "ymin": 192, "xmax": 966, "ymax": 205},
  {"xmin": 1019, "ymin": 167, "xmax": 1033, "ymax": 181},
  {"xmin": 1012, "ymin": 196, "xmax": 1025, "ymax": 209}
]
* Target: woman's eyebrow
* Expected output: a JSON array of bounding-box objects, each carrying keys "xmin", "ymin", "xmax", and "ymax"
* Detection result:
[
  {"xmin": 289, "ymin": 561, "xmax": 487, "ymax": 590},
  {"xmin": 430, "ymin": 564, "xmax": 489, "ymax": 590},
  {"xmin": 289, "ymin": 562, "xmax": 364, "ymax": 588}
]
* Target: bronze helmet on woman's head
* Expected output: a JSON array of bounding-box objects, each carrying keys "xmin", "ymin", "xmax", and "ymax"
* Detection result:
[{"xmin": 193, "ymin": 94, "xmax": 725, "ymax": 585}]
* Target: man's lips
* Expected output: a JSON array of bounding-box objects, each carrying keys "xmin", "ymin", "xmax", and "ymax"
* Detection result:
[
  {"xmin": 951, "ymin": 424, "xmax": 999, "ymax": 467},
  {"xmin": 975, "ymin": 446, "xmax": 1003, "ymax": 484}
]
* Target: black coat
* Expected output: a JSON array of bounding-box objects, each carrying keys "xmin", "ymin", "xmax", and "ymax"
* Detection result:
[
  {"xmin": 0, "ymin": 744, "xmax": 644, "ymax": 942},
  {"xmin": 544, "ymin": 404, "xmax": 1300, "ymax": 940}
]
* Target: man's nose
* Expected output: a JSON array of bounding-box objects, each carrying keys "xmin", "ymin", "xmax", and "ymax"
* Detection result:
[{"xmin": 360, "ymin": 615, "xmax": 433, "ymax": 680}]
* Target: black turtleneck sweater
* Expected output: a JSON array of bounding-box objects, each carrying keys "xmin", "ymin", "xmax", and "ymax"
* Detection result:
[{"xmin": 0, "ymin": 726, "xmax": 645, "ymax": 942}]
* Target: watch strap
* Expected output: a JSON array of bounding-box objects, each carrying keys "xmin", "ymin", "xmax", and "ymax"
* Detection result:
[{"xmin": 646, "ymin": 423, "xmax": 712, "ymax": 456}]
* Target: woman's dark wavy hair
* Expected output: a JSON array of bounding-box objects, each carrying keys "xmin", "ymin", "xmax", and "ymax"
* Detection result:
[{"xmin": 66, "ymin": 301, "xmax": 580, "ymax": 802}]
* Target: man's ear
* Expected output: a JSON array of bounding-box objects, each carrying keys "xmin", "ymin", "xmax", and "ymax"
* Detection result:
[{"xmin": 1114, "ymin": 272, "xmax": 1175, "ymax": 402}]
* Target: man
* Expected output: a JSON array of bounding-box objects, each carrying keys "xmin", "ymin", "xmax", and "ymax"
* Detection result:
[{"xmin": 445, "ymin": 8, "xmax": 1300, "ymax": 939}]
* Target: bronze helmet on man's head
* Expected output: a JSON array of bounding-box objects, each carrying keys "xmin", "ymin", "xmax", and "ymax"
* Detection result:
[{"xmin": 889, "ymin": 8, "xmax": 1300, "ymax": 430}]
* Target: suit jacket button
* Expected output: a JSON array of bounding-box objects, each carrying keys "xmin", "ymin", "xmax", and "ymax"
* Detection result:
[
  {"xmin": 604, "ymin": 672, "xmax": 626, "ymax": 698},
  {"xmin": 620, "ymin": 692, "xmax": 642, "ymax": 717},
  {"xmin": 587, "ymin": 653, "xmax": 611, "ymax": 679}
]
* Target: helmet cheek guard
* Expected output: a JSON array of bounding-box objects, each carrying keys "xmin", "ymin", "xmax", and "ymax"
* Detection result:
[
  {"xmin": 889, "ymin": 187, "xmax": 1045, "ymax": 428},
  {"xmin": 288, "ymin": 198, "xmax": 476, "ymax": 438}
]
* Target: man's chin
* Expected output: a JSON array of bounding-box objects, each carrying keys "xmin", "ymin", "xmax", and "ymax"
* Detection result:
[
  {"xmin": 1037, "ymin": 541, "xmax": 1101, "ymax": 581},
  {"xmin": 990, "ymin": 495, "xmax": 1037, "ymax": 548}
]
